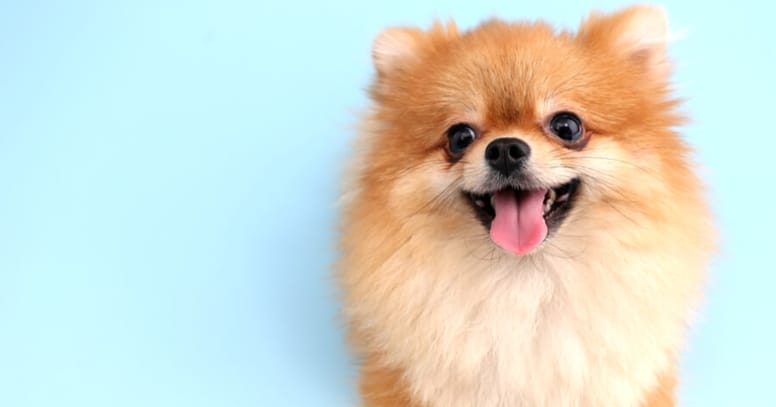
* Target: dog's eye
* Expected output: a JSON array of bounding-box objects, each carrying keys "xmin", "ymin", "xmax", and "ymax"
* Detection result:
[
  {"xmin": 447, "ymin": 124, "xmax": 478, "ymax": 154},
  {"xmin": 549, "ymin": 112, "xmax": 584, "ymax": 143}
]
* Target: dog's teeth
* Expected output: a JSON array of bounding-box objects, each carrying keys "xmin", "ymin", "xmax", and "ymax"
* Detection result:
[
  {"xmin": 543, "ymin": 189, "xmax": 556, "ymax": 215},
  {"xmin": 546, "ymin": 189, "xmax": 556, "ymax": 204},
  {"xmin": 489, "ymin": 195, "xmax": 495, "ymax": 208},
  {"xmin": 475, "ymin": 199, "xmax": 485, "ymax": 207},
  {"xmin": 557, "ymin": 193, "xmax": 570, "ymax": 203}
]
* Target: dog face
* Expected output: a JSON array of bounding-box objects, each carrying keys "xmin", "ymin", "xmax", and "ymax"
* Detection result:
[{"xmin": 360, "ymin": 7, "xmax": 690, "ymax": 257}]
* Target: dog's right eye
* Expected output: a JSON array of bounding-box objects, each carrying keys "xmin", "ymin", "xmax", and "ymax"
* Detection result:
[{"xmin": 447, "ymin": 124, "xmax": 478, "ymax": 154}]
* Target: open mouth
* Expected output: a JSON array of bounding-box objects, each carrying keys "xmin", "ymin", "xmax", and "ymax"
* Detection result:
[{"xmin": 465, "ymin": 178, "xmax": 580, "ymax": 255}]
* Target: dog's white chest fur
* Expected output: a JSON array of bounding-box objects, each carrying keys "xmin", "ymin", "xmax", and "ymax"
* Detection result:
[{"xmin": 361, "ymin": 229, "xmax": 701, "ymax": 407}]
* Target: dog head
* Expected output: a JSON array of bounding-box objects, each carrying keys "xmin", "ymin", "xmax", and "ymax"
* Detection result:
[{"xmin": 358, "ymin": 6, "xmax": 692, "ymax": 257}]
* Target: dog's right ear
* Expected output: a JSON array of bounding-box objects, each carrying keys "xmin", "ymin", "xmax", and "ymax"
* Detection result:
[
  {"xmin": 372, "ymin": 22, "xmax": 458, "ymax": 77},
  {"xmin": 372, "ymin": 28, "xmax": 424, "ymax": 76}
]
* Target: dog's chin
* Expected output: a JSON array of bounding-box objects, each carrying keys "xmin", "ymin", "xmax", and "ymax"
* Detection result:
[{"xmin": 463, "ymin": 178, "xmax": 581, "ymax": 255}]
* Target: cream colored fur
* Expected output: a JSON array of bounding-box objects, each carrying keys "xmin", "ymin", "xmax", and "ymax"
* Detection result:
[{"xmin": 342, "ymin": 120, "xmax": 710, "ymax": 407}]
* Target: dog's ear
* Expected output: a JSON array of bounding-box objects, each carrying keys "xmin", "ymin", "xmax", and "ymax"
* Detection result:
[
  {"xmin": 578, "ymin": 5, "xmax": 671, "ymax": 79},
  {"xmin": 372, "ymin": 21, "xmax": 459, "ymax": 77},
  {"xmin": 372, "ymin": 27, "xmax": 425, "ymax": 76}
]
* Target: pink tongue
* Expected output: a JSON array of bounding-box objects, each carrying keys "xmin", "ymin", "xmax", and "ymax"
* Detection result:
[{"xmin": 489, "ymin": 189, "xmax": 548, "ymax": 255}]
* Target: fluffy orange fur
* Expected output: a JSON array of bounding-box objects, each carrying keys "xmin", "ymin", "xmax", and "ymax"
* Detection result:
[{"xmin": 339, "ymin": 5, "xmax": 714, "ymax": 407}]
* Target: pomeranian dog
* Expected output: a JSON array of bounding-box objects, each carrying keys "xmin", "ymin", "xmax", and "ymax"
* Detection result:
[{"xmin": 338, "ymin": 5, "xmax": 715, "ymax": 407}]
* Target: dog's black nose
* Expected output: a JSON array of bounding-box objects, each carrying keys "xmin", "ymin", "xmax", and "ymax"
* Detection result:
[{"xmin": 484, "ymin": 138, "xmax": 531, "ymax": 177}]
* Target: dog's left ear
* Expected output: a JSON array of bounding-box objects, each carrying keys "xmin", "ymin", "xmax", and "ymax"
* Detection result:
[{"xmin": 578, "ymin": 5, "xmax": 671, "ymax": 79}]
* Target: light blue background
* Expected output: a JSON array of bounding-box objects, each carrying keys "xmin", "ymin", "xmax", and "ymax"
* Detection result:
[{"xmin": 0, "ymin": 1, "xmax": 773, "ymax": 406}]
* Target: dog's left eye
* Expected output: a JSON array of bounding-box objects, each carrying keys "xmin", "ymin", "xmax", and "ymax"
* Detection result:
[
  {"xmin": 447, "ymin": 123, "xmax": 478, "ymax": 154},
  {"xmin": 549, "ymin": 112, "xmax": 584, "ymax": 143}
]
